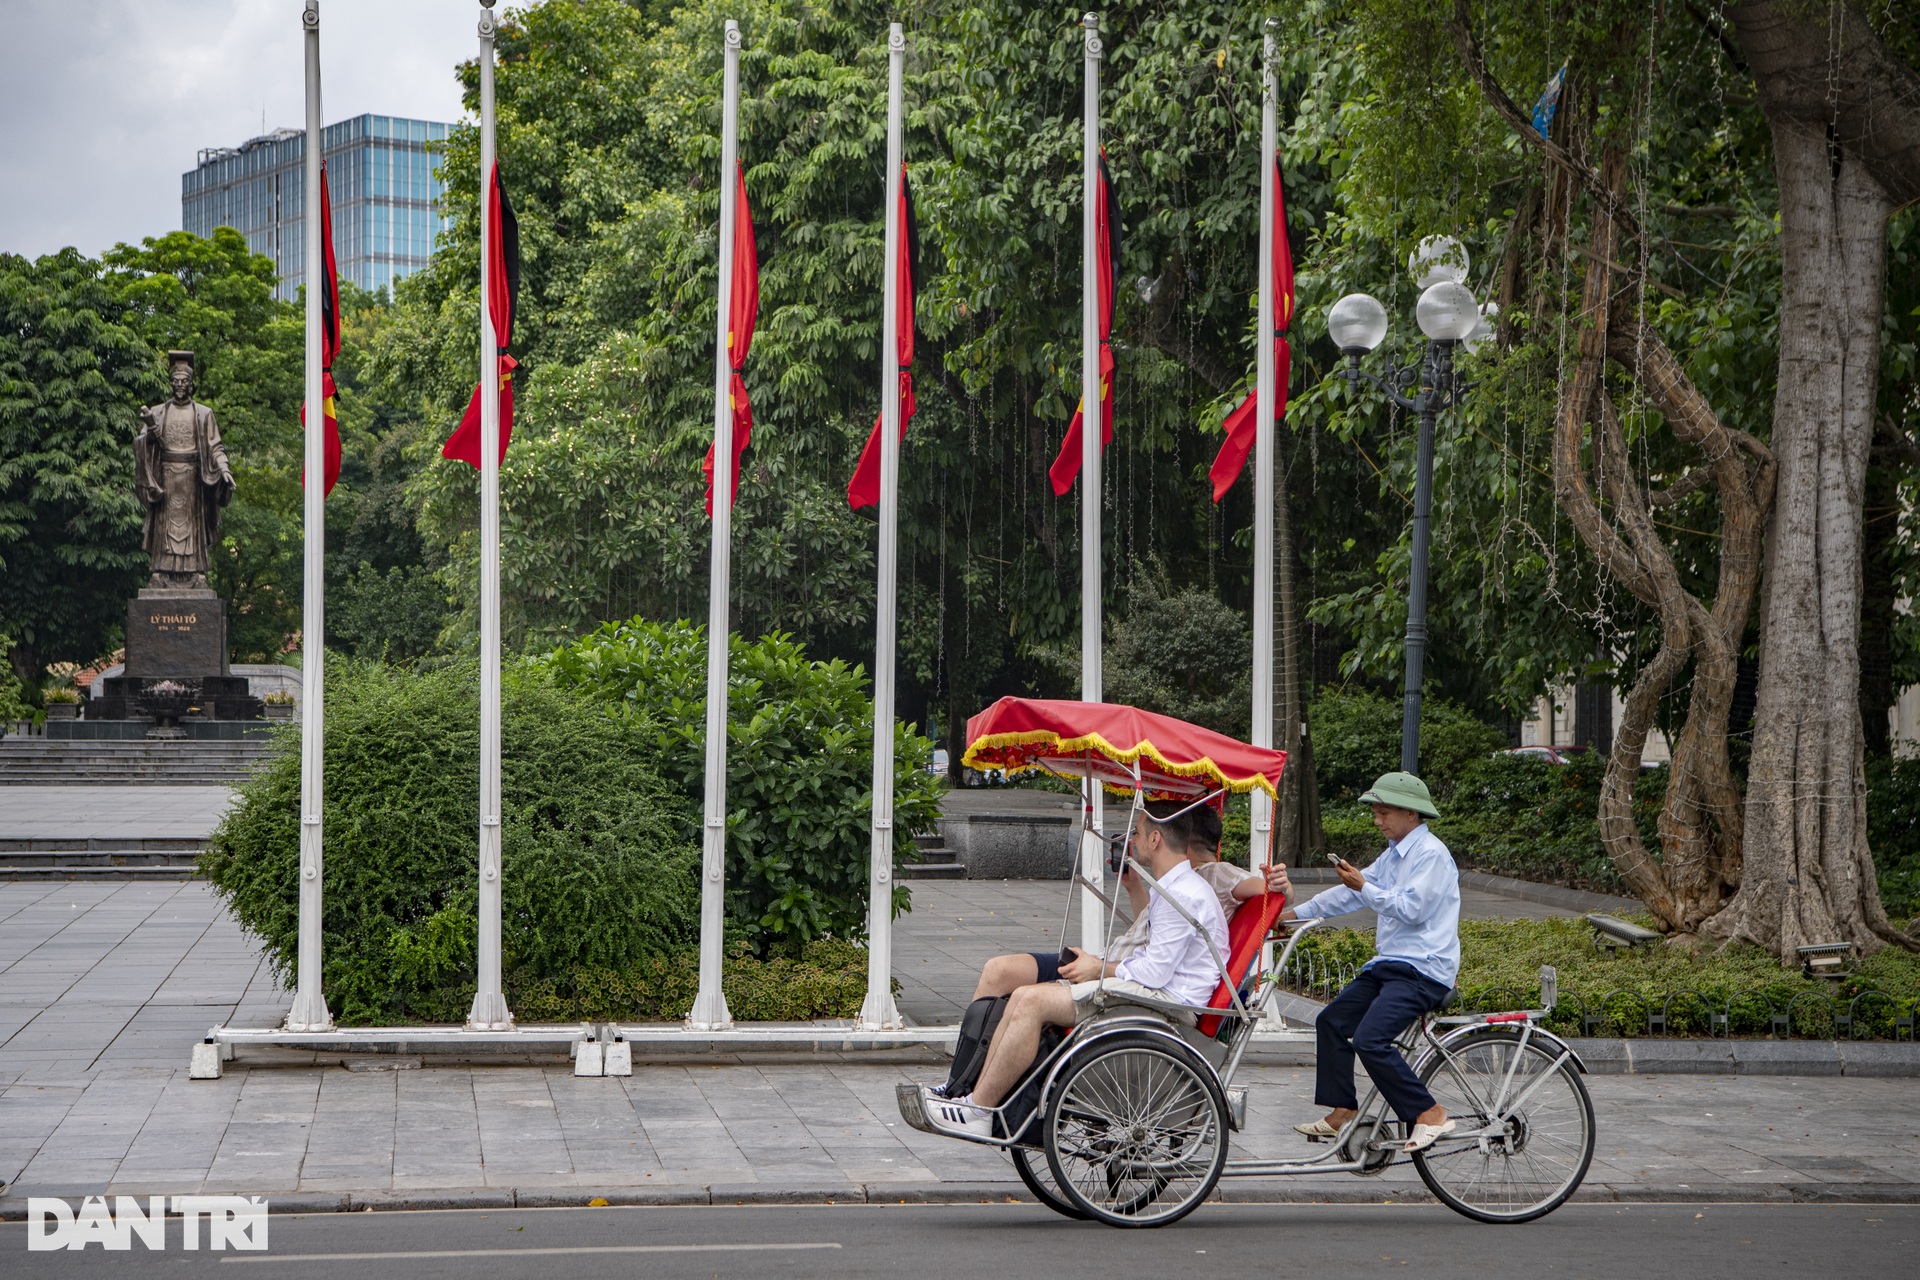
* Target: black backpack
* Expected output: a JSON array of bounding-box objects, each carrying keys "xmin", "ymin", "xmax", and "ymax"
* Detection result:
[{"xmin": 941, "ymin": 995, "xmax": 1008, "ymax": 1098}]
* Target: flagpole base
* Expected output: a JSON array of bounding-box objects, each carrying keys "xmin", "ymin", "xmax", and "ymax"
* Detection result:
[
  {"xmin": 856, "ymin": 993, "xmax": 902, "ymax": 1032},
  {"xmin": 688, "ymin": 989, "xmax": 732, "ymax": 1032},
  {"xmin": 285, "ymin": 990, "xmax": 333, "ymax": 1034},
  {"xmin": 465, "ymin": 990, "xmax": 514, "ymax": 1032}
]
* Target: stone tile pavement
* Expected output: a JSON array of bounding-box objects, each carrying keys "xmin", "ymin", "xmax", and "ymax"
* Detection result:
[
  {"xmin": 0, "ymin": 786, "xmax": 234, "ymax": 841},
  {"xmin": 5, "ymin": 1060, "xmax": 1917, "ymax": 1203}
]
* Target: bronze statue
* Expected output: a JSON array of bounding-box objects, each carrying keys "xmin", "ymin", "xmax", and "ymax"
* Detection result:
[{"xmin": 134, "ymin": 350, "xmax": 233, "ymax": 589}]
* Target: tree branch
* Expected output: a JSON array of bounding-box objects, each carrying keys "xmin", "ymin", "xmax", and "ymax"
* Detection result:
[
  {"xmin": 1730, "ymin": 1, "xmax": 1920, "ymax": 209},
  {"xmin": 1448, "ymin": 0, "xmax": 1644, "ymax": 241}
]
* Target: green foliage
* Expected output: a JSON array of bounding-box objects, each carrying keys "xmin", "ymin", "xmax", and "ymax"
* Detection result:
[
  {"xmin": 0, "ymin": 636, "xmax": 32, "ymax": 723},
  {"xmin": 508, "ymin": 938, "xmax": 872, "ymax": 1023},
  {"xmin": 547, "ymin": 617, "xmax": 943, "ymax": 954},
  {"xmin": 202, "ymin": 658, "xmax": 703, "ymax": 1024},
  {"xmin": 1102, "ymin": 569, "xmax": 1252, "ymax": 738},
  {"xmin": 0, "ymin": 249, "xmax": 157, "ymax": 685},
  {"xmin": 1866, "ymin": 756, "xmax": 1920, "ymax": 921},
  {"xmin": 1308, "ymin": 685, "xmax": 1506, "ymax": 801},
  {"xmin": 329, "ymin": 563, "xmax": 448, "ymax": 665},
  {"xmin": 1290, "ymin": 916, "xmax": 1920, "ymax": 1038}
]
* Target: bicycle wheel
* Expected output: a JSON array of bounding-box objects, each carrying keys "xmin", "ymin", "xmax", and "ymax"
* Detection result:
[
  {"xmin": 1044, "ymin": 1033, "xmax": 1227, "ymax": 1228},
  {"xmin": 1411, "ymin": 1027, "xmax": 1595, "ymax": 1223},
  {"xmin": 1011, "ymin": 1145, "xmax": 1087, "ymax": 1220}
]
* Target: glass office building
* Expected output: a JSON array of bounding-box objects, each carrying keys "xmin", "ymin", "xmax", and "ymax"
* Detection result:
[{"xmin": 182, "ymin": 115, "xmax": 453, "ymax": 301}]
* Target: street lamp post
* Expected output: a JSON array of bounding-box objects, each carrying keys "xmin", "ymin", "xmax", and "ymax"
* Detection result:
[{"xmin": 1325, "ymin": 237, "xmax": 1487, "ymax": 775}]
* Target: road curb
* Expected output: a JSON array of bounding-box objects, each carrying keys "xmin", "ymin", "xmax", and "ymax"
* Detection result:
[{"xmin": 7, "ymin": 1179, "xmax": 1920, "ymax": 1219}]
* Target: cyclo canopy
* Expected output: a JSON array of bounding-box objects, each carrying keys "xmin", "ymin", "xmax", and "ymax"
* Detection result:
[{"xmin": 960, "ymin": 696, "xmax": 1287, "ymax": 805}]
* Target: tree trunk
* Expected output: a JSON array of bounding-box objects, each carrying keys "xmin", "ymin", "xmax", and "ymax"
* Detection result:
[
  {"xmin": 1703, "ymin": 125, "xmax": 1910, "ymax": 955},
  {"xmin": 1858, "ymin": 446, "xmax": 1897, "ymax": 758}
]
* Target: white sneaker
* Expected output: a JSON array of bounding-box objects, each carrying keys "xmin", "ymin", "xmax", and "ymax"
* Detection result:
[{"xmin": 930, "ymin": 1092, "xmax": 994, "ymax": 1137}]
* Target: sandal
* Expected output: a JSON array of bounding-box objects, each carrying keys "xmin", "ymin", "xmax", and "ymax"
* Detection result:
[
  {"xmin": 1292, "ymin": 1118, "xmax": 1342, "ymax": 1139},
  {"xmin": 1402, "ymin": 1119, "xmax": 1456, "ymax": 1152}
]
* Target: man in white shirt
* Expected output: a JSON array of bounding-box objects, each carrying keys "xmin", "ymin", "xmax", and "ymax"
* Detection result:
[
  {"xmin": 1271, "ymin": 772, "xmax": 1461, "ymax": 1153},
  {"xmin": 935, "ymin": 798, "xmax": 1229, "ymax": 1134}
]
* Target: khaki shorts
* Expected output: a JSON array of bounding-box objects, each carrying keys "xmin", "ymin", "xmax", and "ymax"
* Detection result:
[{"xmin": 1063, "ymin": 978, "xmax": 1194, "ymax": 1026}]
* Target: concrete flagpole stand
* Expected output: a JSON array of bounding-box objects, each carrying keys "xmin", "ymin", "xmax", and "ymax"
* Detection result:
[
  {"xmin": 1076, "ymin": 12, "xmax": 1107, "ymax": 955},
  {"xmin": 286, "ymin": 0, "xmax": 332, "ymax": 1035},
  {"xmin": 466, "ymin": 0, "xmax": 512, "ymax": 1032},
  {"xmin": 691, "ymin": 18, "xmax": 744, "ymax": 1031},
  {"xmin": 859, "ymin": 24, "xmax": 909, "ymax": 1031}
]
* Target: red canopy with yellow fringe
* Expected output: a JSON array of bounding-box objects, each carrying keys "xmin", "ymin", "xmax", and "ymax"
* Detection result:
[{"xmin": 961, "ymin": 697, "xmax": 1287, "ymax": 801}]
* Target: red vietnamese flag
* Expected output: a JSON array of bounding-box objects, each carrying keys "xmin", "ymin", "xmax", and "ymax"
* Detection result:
[
  {"xmin": 848, "ymin": 167, "xmax": 918, "ymax": 510},
  {"xmin": 442, "ymin": 161, "xmax": 521, "ymax": 468},
  {"xmin": 703, "ymin": 162, "xmax": 760, "ymax": 515},
  {"xmin": 299, "ymin": 164, "xmax": 343, "ymax": 496},
  {"xmin": 1048, "ymin": 153, "xmax": 1121, "ymax": 497},
  {"xmin": 1209, "ymin": 154, "xmax": 1295, "ymax": 502}
]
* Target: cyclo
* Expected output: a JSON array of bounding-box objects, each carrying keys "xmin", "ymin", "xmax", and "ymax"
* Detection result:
[{"xmin": 898, "ymin": 697, "xmax": 1596, "ymax": 1228}]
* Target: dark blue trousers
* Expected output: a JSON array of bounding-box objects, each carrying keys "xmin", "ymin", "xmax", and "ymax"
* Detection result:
[{"xmin": 1315, "ymin": 961, "xmax": 1452, "ymax": 1124}]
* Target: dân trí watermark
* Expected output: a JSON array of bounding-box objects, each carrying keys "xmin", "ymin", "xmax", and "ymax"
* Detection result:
[{"xmin": 26, "ymin": 1196, "xmax": 268, "ymax": 1251}]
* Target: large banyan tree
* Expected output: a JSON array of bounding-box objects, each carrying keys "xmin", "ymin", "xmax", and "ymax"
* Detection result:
[{"xmin": 1342, "ymin": 0, "xmax": 1918, "ymax": 957}]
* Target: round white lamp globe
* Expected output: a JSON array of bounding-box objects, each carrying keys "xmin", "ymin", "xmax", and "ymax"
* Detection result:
[
  {"xmin": 1408, "ymin": 235, "xmax": 1470, "ymax": 288},
  {"xmin": 1327, "ymin": 292, "xmax": 1390, "ymax": 354},
  {"xmin": 1416, "ymin": 281, "xmax": 1480, "ymax": 342}
]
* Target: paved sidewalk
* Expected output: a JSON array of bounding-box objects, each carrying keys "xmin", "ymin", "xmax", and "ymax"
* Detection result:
[
  {"xmin": 4, "ymin": 1061, "xmax": 1917, "ymax": 1204},
  {"xmin": 5, "ymin": 880, "xmax": 1917, "ymax": 1208}
]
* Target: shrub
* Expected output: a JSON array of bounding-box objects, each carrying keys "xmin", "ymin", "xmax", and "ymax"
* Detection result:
[
  {"xmin": 203, "ymin": 659, "xmax": 703, "ymax": 1024},
  {"xmin": 1309, "ymin": 686, "xmax": 1506, "ymax": 801},
  {"xmin": 547, "ymin": 619, "xmax": 943, "ymax": 955},
  {"xmin": 508, "ymin": 938, "xmax": 873, "ymax": 1022},
  {"xmin": 1103, "ymin": 574, "xmax": 1252, "ymax": 738},
  {"xmin": 1288, "ymin": 916, "xmax": 1920, "ymax": 1037}
]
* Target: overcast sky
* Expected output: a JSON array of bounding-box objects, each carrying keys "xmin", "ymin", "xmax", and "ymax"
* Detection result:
[{"xmin": 0, "ymin": 0, "xmax": 482, "ymax": 260}]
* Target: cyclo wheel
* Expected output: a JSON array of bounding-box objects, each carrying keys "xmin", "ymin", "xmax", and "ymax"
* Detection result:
[
  {"xmin": 1411, "ymin": 1026, "xmax": 1596, "ymax": 1223},
  {"xmin": 1010, "ymin": 1145, "xmax": 1087, "ymax": 1220},
  {"xmin": 1043, "ymin": 1032, "xmax": 1228, "ymax": 1228}
]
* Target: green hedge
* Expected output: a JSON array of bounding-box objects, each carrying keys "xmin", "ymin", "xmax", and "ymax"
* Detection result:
[
  {"xmin": 548, "ymin": 619, "xmax": 943, "ymax": 955},
  {"xmin": 1309, "ymin": 687, "xmax": 1507, "ymax": 802},
  {"xmin": 203, "ymin": 659, "xmax": 705, "ymax": 1024},
  {"xmin": 509, "ymin": 938, "xmax": 871, "ymax": 1023},
  {"xmin": 1288, "ymin": 917, "xmax": 1920, "ymax": 1038}
]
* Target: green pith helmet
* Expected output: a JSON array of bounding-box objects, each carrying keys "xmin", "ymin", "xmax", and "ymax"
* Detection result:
[{"xmin": 1358, "ymin": 771, "xmax": 1440, "ymax": 820}]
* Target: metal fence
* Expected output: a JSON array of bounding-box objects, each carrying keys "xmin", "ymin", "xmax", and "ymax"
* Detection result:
[{"xmin": 1275, "ymin": 950, "xmax": 1920, "ymax": 1041}]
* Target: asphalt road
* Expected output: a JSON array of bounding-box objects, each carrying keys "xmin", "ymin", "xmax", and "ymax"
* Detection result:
[{"xmin": 4, "ymin": 1202, "xmax": 1915, "ymax": 1278}]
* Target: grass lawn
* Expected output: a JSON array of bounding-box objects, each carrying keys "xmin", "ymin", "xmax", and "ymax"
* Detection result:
[{"xmin": 1287, "ymin": 916, "xmax": 1920, "ymax": 1039}]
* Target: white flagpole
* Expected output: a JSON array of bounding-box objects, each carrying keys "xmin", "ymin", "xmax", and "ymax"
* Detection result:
[
  {"xmin": 859, "ymin": 24, "xmax": 908, "ymax": 1031},
  {"xmin": 1249, "ymin": 24, "xmax": 1277, "ymax": 865},
  {"xmin": 1254, "ymin": 21, "xmax": 1282, "ymax": 1021},
  {"xmin": 1077, "ymin": 12, "xmax": 1106, "ymax": 954},
  {"xmin": 467, "ymin": 0, "xmax": 511, "ymax": 1031},
  {"xmin": 691, "ymin": 18, "xmax": 743, "ymax": 1031},
  {"xmin": 287, "ymin": 0, "xmax": 331, "ymax": 1033}
]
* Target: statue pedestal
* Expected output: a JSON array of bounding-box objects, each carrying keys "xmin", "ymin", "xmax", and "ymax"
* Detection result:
[
  {"xmin": 125, "ymin": 588, "xmax": 228, "ymax": 677},
  {"xmin": 85, "ymin": 589, "xmax": 262, "ymax": 732}
]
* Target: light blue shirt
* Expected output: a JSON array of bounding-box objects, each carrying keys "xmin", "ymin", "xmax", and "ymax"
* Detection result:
[{"xmin": 1293, "ymin": 823, "xmax": 1461, "ymax": 987}]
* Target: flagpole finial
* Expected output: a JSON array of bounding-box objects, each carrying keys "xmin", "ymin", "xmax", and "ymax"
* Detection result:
[{"xmin": 1083, "ymin": 12, "xmax": 1098, "ymax": 28}]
